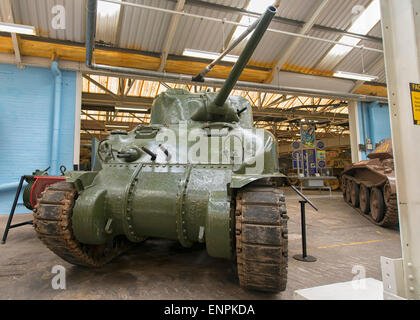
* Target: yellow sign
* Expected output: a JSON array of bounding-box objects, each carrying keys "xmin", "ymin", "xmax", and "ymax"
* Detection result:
[
  {"xmin": 373, "ymin": 143, "xmax": 390, "ymax": 153},
  {"xmin": 317, "ymin": 150, "xmax": 326, "ymax": 159},
  {"xmin": 410, "ymin": 83, "xmax": 420, "ymax": 125}
]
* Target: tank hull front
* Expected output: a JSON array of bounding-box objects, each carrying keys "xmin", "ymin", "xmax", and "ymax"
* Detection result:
[{"xmin": 71, "ymin": 164, "xmax": 235, "ymax": 259}]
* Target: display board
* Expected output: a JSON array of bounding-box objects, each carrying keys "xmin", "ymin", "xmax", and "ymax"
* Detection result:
[{"xmin": 291, "ymin": 123, "xmax": 327, "ymax": 176}]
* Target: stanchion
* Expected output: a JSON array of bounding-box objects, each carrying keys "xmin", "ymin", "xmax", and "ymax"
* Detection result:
[
  {"xmin": 290, "ymin": 185, "xmax": 318, "ymax": 263},
  {"xmin": 1, "ymin": 176, "xmax": 33, "ymax": 244},
  {"xmin": 293, "ymin": 200, "xmax": 317, "ymax": 262}
]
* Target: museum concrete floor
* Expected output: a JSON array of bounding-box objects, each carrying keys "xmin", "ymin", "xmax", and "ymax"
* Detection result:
[{"xmin": 0, "ymin": 188, "xmax": 401, "ymax": 300}]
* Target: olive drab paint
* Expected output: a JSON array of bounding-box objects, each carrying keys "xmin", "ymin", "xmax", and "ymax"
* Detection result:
[{"xmin": 28, "ymin": 5, "xmax": 284, "ymax": 261}]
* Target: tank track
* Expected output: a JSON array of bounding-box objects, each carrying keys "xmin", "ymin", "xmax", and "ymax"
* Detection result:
[
  {"xmin": 33, "ymin": 182, "xmax": 131, "ymax": 267},
  {"xmin": 342, "ymin": 177, "xmax": 399, "ymax": 228},
  {"xmin": 382, "ymin": 193, "xmax": 399, "ymax": 228},
  {"xmin": 235, "ymin": 183, "xmax": 288, "ymax": 292}
]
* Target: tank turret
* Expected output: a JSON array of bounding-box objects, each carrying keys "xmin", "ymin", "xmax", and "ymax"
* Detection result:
[
  {"xmin": 367, "ymin": 138, "xmax": 393, "ymax": 160},
  {"xmin": 191, "ymin": 6, "xmax": 277, "ymax": 123}
]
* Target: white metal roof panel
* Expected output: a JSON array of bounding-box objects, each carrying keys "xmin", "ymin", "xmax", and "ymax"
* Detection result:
[{"xmin": 10, "ymin": 0, "xmax": 86, "ymax": 43}]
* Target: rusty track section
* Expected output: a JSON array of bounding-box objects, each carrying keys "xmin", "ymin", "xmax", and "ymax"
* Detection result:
[
  {"xmin": 342, "ymin": 177, "xmax": 399, "ymax": 228},
  {"xmin": 235, "ymin": 184, "xmax": 288, "ymax": 292},
  {"xmin": 33, "ymin": 182, "xmax": 130, "ymax": 267}
]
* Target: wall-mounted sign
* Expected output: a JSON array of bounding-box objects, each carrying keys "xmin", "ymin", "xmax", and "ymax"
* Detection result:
[
  {"xmin": 410, "ymin": 83, "xmax": 420, "ymax": 125},
  {"xmin": 291, "ymin": 141, "xmax": 300, "ymax": 150},
  {"xmin": 318, "ymin": 160, "xmax": 326, "ymax": 169},
  {"xmin": 317, "ymin": 150, "xmax": 326, "ymax": 159}
]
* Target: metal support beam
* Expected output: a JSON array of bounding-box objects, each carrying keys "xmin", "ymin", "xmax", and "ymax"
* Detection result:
[
  {"xmin": 82, "ymin": 92, "xmax": 153, "ymax": 108},
  {"xmin": 267, "ymin": 0, "xmax": 330, "ymax": 83},
  {"xmin": 101, "ymin": 0, "xmax": 382, "ymax": 55},
  {"xmin": 3, "ymin": 0, "xmax": 21, "ymax": 68},
  {"xmin": 0, "ymin": 52, "xmax": 387, "ymax": 102},
  {"xmin": 170, "ymin": 0, "xmax": 383, "ymax": 43},
  {"xmin": 160, "ymin": 82, "xmax": 171, "ymax": 89},
  {"xmin": 380, "ymin": 0, "xmax": 420, "ymax": 299},
  {"xmin": 124, "ymin": 79, "xmax": 135, "ymax": 95},
  {"xmin": 253, "ymin": 107, "xmax": 347, "ymax": 121},
  {"xmin": 11, "ymin": 33, "xmax": 22, "ymax": 68},
  {"xmin": 81, "ymin": 119, "xmax": 138, "ymax": 131},
  {"xmin": 82, "ymin": 91, "xmax": 348, "ymax": 121},
  {"xmin": 74, "ymin": 72, "xmax": 82, "ymax": 167},
  {"xmin": 222, "ymin": 0, "xmax": 250, "ymax": 50},
  {"xmin": 265, "ymin": 95, "xmax": 287, "ymax": 107},
  {"xmin": 83, "ymin": 74, "xmax": 118, "ymax": 99},
  {"xmin": 348, "ymin": 100, "xmax": 361, "ymax": 162},
  {"xmin": 89, "ymin": 62, "xmax": 387, "ymax": 102},
  {"xmin": 159, "ymin": 0, "xmax": 185, "ymax": 71}
]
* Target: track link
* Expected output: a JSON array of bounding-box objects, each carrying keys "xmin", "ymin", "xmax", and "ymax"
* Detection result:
[
  {"xmin": 342, "ymin": 177, "xmax": 399, "ymax": 228},
  {"xmin": 235, "ymin": 183, "xmax": 288, "ymax": 292},
  {"xmin": 382, "ymin": 193, "xmax": 399, "ymax": 227},
  {"xmin": 33, "ymin": 181, "xmax": 131, "ymax": 267}
]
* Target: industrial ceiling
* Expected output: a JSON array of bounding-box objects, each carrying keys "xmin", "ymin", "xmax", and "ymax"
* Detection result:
[
  {"xmin": 0, "ymin": 0, "xmax": 387, "ymax": 96},
  {"xmin": 0, "ymin": 0, "xmax": 388, "ymax": 144}
]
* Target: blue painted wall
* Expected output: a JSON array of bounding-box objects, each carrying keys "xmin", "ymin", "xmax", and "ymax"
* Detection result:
[
  {"xmin": 0, "ymin": 64, "xmax": 77, "ymax": 214},
  {"xmin": 358, "ymin": 101, "xmax": 392, "ymax": 160}
]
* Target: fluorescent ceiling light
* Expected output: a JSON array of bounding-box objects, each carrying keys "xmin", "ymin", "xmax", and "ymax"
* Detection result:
[
  {"xmin": 105, "ymin": 124, "xmax": 129, "ymax": 128},
  {"xmin": 333, "ymin": 71, "xmax": 378, "ymax": 82},
  {"xmin": 115, "ymin": 106, "xmax": 148, "ymax": 112},
  {"xmin": 318, "ymin": 0, "xmax": 381, "ymax": 68},
  {"xmin": 231, "ymin": 0, "xmax": 274, "ymax": 41},
  {"xmin": 0, "ymin": 22, "xmax": 36, "ymax": 35},
  {"xmin": 183, "ymin": 49, "xmax": 238, "ymax": 63}
]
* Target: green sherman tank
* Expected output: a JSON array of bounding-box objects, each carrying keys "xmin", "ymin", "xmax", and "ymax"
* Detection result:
[{"xmin": 24, "ymin": 6, "xmax": 288, "ymax": 292}]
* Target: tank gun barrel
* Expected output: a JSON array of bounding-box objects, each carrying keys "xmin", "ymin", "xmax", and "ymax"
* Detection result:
[{"xmin": 214, "ymin": 6, "xmax": 277, "ymax": 107}]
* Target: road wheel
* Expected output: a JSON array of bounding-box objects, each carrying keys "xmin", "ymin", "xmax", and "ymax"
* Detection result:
[
  {"xmin": 345, "ymin": 180, "xmax": 352, "ymax": 203},
  {"xmin": 359, "ymin": 184, "xmax": 370, "ymax": 214},
  {"xmin": 370, "ymin": 187, "xmax": 385, "ymax": 222},
  {"xmin": 34, "ymin": 182, "xmax": 132, "ymax": 267},
  {"xmin": 325, "ymin": 178, "xmax": 340, "ymax": 191},
  {"xmin": 351, "ymin": 181, "xmax": 360, "ymax": 207},
  {"xmin": 341, "ymin": 177, "xmax": 347, "ymax": 198},
  {"xmin": 383, "ymin": 183, "xmax": 393, "ymax": 206}
]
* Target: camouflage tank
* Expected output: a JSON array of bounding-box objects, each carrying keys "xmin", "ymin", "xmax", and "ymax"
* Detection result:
[
  {"xmin": 341, "ymin": 138, "xmax": 399, "ymax": 228},
  {"xmin": 23, "ymin": 6, "xmax": 289, "ymax": 292}
]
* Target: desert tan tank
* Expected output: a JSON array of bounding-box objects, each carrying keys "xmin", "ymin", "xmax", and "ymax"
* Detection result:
[{"xmin": 341, "ymin": 138, "xmax": 399, "ymax": 228}]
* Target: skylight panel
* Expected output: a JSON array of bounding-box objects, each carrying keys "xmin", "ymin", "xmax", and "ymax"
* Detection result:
[
  {"xmin": 318, "ymin": 0, "xmax": 381, "ymax": 70},
  {"xmin": 231, "ymin": 0, "xmax": 275, "ymax": 41},
  {"xmin": 97, "ymin": 0, "xmax": 121, "ymax": 17},
  {"xmin": 183, "ymin": 49, "xmax": 238, "ymax": 63},
  {"xmin": 247, "ymin": 0, "xmax": 275, "ymax": 13},
  {"xmin": 348, "ymin": 0, "xmax": 381, "ymax": 35},
  {"xmin": 95, "ymin": 0, "xmax": 122, "ymax": 43}
]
